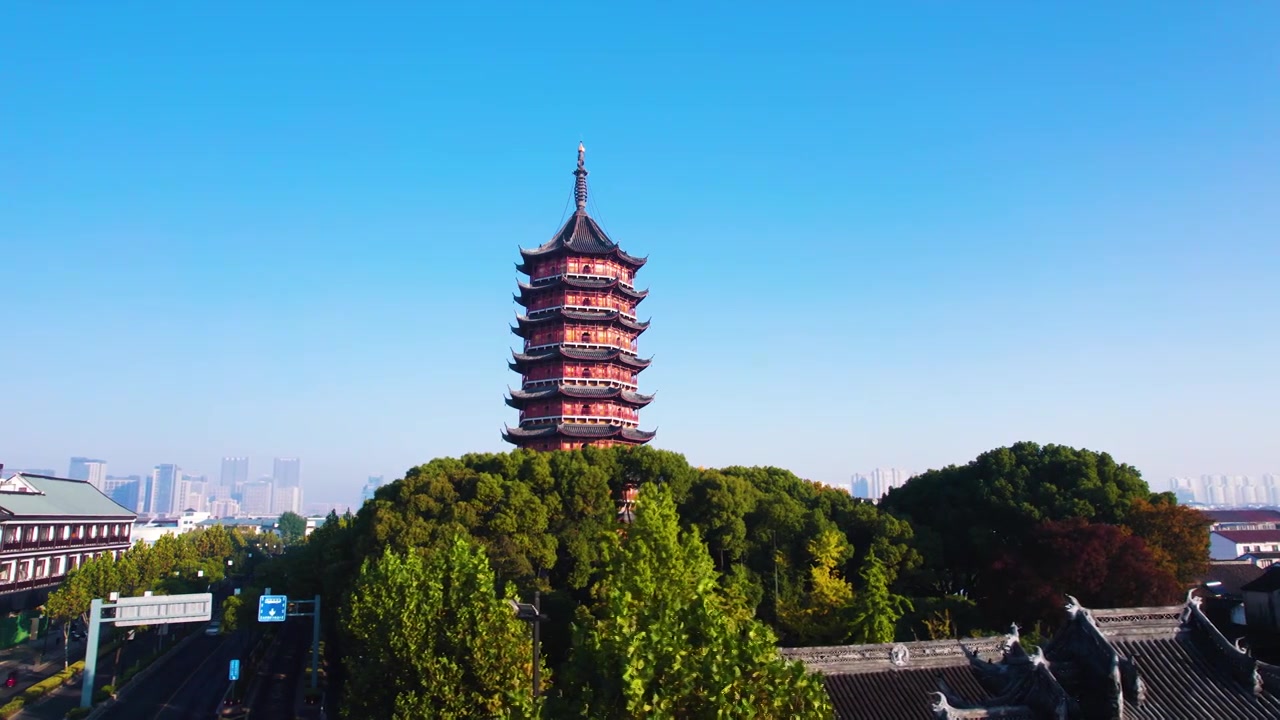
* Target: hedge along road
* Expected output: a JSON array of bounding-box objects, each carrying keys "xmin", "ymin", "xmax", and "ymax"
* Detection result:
[{"xmin": 14, "ymin": 628, "xmax": 179, "ymax": 720}]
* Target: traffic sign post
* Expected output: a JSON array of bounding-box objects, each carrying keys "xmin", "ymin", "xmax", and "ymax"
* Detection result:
[
  {"xmin": 81, "ymin": 593, "xmax": 213, "ymax": 709},
  {"xmin": 258, "ymin": 595, "xmax": 287, "ymax": 623}
]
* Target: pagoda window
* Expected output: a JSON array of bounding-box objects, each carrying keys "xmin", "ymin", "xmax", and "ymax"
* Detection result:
[
  {"xmin": 580, "ymin": 332, "xmax": 591, "ymax": 342},
  {"xmin": 580, "ymin": 404, "xmax": 591, "ymax": 416},
  {"xmin": 581, "ymin": 264, "xmax": 593, "ymax": 274},
  {"xmin": 0, "ymin": 562, "xmax": 10, "ymax": 583}
]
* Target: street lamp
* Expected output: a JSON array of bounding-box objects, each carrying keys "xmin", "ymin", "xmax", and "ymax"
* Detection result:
[{"xmin": 508, "ymin": 592, "xmax": 547, "ymax": 699}]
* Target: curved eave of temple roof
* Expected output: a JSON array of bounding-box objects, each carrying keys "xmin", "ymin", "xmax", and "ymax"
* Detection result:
[
  {"xmin": 512, "ymin": 309, "xmax": 650, "ymax": 333},
  {"xmin": 516, "ymin": 213, "xmax": 647, "ymax": 270},
  {"xmin": 513, "ymin": 277, "xmax": 649, "ymax": 305},
  {"xmin": 505, "ymin": 385, "xmax": 655, "ymax": 409},
  {"xmin": 509, "ymin": 346, "xmax": 653, "ymax": 372},
  {"xmin": 502, "ymin": 423, "xmax": 656, "ymax": 444}
]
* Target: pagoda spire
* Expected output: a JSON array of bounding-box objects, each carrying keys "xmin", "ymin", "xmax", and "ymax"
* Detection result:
[{"xmin": 574, "ymin": 142, "xmax": 589, "ymax": 214}]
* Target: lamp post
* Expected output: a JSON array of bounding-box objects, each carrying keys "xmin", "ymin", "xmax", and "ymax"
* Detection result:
[{"xmin": 508, "ymin": 592, "xmax": 547, "ymax": 699}]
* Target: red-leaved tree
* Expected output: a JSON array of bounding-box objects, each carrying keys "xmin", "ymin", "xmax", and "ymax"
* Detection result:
[{"xmin": 981, "ymin": 518, "xmax": 1183, "ymax": 629}]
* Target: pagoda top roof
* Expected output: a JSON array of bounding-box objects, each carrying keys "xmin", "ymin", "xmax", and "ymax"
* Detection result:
[
  {"xmin": 518, "ymin": 145, "xmax": 646, "ymax": 269},
  {"xmin": 502, "ymin": 423, "xmax": 656, "ymax": 444},
  {"xmin": 507, "ymin": 384, "xmax": 654, "ymax": 407}
]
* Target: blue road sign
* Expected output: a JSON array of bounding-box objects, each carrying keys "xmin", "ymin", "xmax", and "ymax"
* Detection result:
[
  {"xmin": 258, "ymin": 594, "xmax": 288, "ymax": 623},
  {"xmin": 229, "ymin": 659, "xmax": 240, "ymax": 681}
]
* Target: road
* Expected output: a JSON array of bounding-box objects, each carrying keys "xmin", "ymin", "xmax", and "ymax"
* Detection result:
[
  {"xmin": 247, "ymin": 621, "xmax": 307, "ymax": 719},
  {"xmin": 97, "ymin": 630, "xmax": 250, "ymax": 720}
]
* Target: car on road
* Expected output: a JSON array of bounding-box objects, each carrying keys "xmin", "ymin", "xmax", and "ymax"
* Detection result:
[{"xmin": 204, "ymin": 621, "xmax": 221, "ymax": 636}]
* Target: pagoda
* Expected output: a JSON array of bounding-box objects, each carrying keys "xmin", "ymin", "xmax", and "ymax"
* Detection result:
[{"xmin": 503, "ymin": 145, "xmax": 656, "ymax": 451}]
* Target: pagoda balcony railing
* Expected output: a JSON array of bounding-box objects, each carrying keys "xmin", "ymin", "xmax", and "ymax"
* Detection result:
[
  {"xmin": 522, "ymin": 377, "xmax": 639, "ymax": 391},
  {"xmin": 520, "ymin": 414, "xmax": 640, "ymax": 427},
  {"xmin": 527, "ymin": 304, "xmax": 638, "ymax": 321},
  {"xmin": 530, "ymin": 272, "xmax": 637, "ymax": 291},
  {"xmin": 526, "ymin": 341, "xmax": 639, "ymax": 355}
]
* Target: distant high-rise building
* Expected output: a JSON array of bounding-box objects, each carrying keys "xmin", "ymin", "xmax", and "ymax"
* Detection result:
[
  {"xmin": 68, "ymin": 457, "xmax": 108, "ymax": 489},
  {"xmin": 149, "ymin": 464, "xmax": 182, "ymax": 516},
  {"xmin": 849, "ymin": 475, "xmax": 870, "ymax": 499},
  {"xmin": 361, "ymin": 476, "xmax": 384, "ymax": 504},
  {"xmin": 273, "ymin": 458, "xmax": 300, "ymax": 487},
  {"xmin": 177, "ymin": 474, "xmax": 208, "ymax": 513},
  {"xmin": 272, "ymin": 458, "xmax": 301, "ymax": 512},
  {"xmin": 104, "ymin": 475, "xmax": 142, "ymax": 513},
  {"xmin": 272, "ymin": 485, "xmax": 301, "ymax": 515},
  {"xmin": 851, "ymin": 468, "xmax": 913, "ymax": 502},
  {"xmin": 241, "ymin": 480, "xmax": 273, "ymax": 516},
  {"xmin": 220, "ymin": 457, "xmax": 249, "ymax": 496},
  {"xmin": 211, "ymin": 498, "xmax": 240, "ymax": 518}
]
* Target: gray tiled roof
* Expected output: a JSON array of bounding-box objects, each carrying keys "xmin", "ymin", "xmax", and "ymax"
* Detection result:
[
  {"xmin": 1115, "ymin": 636, "xmax": 1280, "ymax": 719},
  {"xmin": 824, "ymin": 667, "xmax": 991, "ymax": 720},
  {"xmin": 787, "ymin": 598, "xmax": 1280, "ymax": 720},
  {"xmin": 0, "ymin": 474, "xmax": 136, "ymax": 519}
]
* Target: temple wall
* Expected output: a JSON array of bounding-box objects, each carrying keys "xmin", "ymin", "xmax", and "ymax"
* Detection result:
[
  {"xmin": 525, "ymin": 326, "xmax": 639, "ymax": 348},
  {"xmin": 528, "ymin": 257, "xmax": 636, "ymax": 284},
  {"xmin": 518, "ymin": 401, "xmax": 639, "ymax": 423},
  {"xmin": 523, "ymin": 362, "xmax": 638, "ymax": 385},
  {"xmin": 526, "ymin": 292, "xmax": 637, "ymax": 315}
]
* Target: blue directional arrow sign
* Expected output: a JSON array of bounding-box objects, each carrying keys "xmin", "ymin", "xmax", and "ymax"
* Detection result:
[
  {"xmin": 258, "ymin": 595, "xmax": 287, "ymax": 623},
  {"xmin": 229, "ymin": 659, "xmax": 240, "ymax": 681}
]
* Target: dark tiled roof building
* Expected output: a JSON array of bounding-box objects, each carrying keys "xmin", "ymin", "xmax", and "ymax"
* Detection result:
[
  {"xmin": 783, "ymin": 595, "xmax": 1280, "ymax": 719},
  {"xmin": 504, "ymin": 145, "xmax": 656, "ymax": 451}
]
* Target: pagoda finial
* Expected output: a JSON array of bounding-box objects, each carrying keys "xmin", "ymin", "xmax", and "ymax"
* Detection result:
[{"xmin": 574, "ymin": 142, "xmax": 589, "ymax": 214}]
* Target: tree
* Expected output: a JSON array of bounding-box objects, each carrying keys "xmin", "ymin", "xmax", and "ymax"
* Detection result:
[
  {"xmin": 1124, "ymin": 496, "xmax": 1210, "ymax": 584},
  {"xmin": 778, "ymin": 529, "xmax": 855, "ymax": 645},
  {"xmin": 278, "ymin": 512, "xmax": 307, "ymax": 545},
  {"xmin": 341, "ymin": 536, "xmax": 540, "ymax": 720},
  {"xmin": 220, "ymin": 595, "xmax": 242, "ymax": 633},
  {"xmin": 45, "ymin": 555, "xmax": 120, "ymax": 667},
  {"xmin": 982, "ymin": 518, "xmax": 1182, "ymax": 628},
  {"xmin": 882, "ymin": 442, "xmax": 1152, "ymax": 598},
  {"xmin": 848, "ymin": 548, "xmax": 912, "ymax": 644},
  {"xmin": 553, "ymin": 485, "xmax": 832, "ymax": 719}
]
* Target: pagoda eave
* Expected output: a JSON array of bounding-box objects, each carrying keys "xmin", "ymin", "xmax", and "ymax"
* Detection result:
[{"xmin": 502, "ymin": 423, "xmax": 656, "ymax": 445}]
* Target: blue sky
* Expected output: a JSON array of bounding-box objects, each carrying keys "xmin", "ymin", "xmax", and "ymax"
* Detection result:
[{"xmin": 2, "ymin": 2, "xmax": 1277, "ymax": 506}]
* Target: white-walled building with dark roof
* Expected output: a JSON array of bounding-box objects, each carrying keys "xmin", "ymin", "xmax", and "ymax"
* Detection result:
[{"xmin": 0, "ymin": 471, "xmax": 136, "ymax": 614}]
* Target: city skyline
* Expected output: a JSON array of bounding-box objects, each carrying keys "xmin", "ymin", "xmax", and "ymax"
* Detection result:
[{"xmin": 2, "ymin": 4, "xmax": 1277, "ymax": 502}]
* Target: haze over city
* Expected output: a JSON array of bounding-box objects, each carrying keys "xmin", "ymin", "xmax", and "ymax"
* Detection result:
[{"xmin": 3, "ymin": 3, "xmax": 1277, "ymax": 505}]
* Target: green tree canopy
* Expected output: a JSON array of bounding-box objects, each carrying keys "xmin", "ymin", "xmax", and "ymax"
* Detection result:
[
  {"xmin": 553, "ymin": 485, "xmax": 832, "ymax": 719},
  {"xmin": 277, "ymin": 511, "xmax": 307, "ymax": 544},
  {"xmin": 341, "ymin": 536, "xmax": 541, "ymax": 720},
  {"xmin": 881, "ymin": 442, "xmax": 1152, "ymax": 597}
]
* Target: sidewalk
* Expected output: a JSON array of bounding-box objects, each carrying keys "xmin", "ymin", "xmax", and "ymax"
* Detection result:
[
  {"xmin": 16, "ymin": 631, "xmax": 177, "ymax": 720},
  {"xmin": 0, "ymin": 627, "xmax": 88, "ymax": 706}
]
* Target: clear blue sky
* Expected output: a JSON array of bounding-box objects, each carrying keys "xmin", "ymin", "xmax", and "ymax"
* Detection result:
[{"xmin": 2, "ymin": 2, "xmax": 1277, "ymax": 506}]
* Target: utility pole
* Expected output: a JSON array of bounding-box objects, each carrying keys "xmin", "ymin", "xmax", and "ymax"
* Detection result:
[
  {"xmin": 532, "ymin": 591, "xmax": 541, "ymax": 699},
  {"xmin": 311, "ymin": 594, "xmax": 320, "ymax": 689}
]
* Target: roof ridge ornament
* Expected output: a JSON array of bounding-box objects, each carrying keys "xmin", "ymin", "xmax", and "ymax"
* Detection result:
[{"xmin": 574, "ymin": 142, "xmax": 589, "ymax": 214}]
